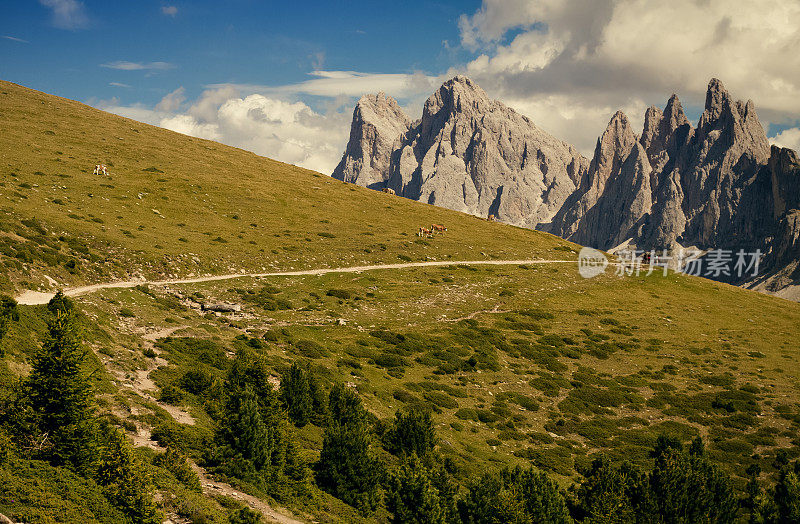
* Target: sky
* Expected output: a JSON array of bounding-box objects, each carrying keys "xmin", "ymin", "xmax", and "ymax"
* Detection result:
[{"xmin": 2, "ymin": 0, "xmax": 800, "ymax": 174}]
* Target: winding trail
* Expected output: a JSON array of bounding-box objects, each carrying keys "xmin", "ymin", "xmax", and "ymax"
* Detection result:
[
  {"xmin": 15, "ymin": 259, "xmax": 576, "ymax": 305},
  {"xmin": 14, "ymin": 258, "xmax": 576, "ymax": 523}
]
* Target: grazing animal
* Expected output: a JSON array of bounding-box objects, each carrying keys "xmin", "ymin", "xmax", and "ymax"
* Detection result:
[
  {"xmin": 382, "ymin": 187, "xmax": 395, "ymax": 195},
  {"xmin": 431, "ymin": 224, "xmax": 447, "ymax": 233},
  {"xmin": 487, "ymin": 214, "xmax": 496, "ymax": 222},
  {"xmin": 417, "ymin": 227, "xmax": 433, "ymax": 238},
  {"xmin": 93, "ymin": 164, "xmax": 108, "ymax": 176}
]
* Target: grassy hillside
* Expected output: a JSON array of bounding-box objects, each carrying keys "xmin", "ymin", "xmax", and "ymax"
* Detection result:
[
  {"xmin": 2, "ymin": 80, "xmax": 800, "ymax": 523},
  {"xmin": 0, "ymin": 79, "xmax": 571, "ymax": 296}
]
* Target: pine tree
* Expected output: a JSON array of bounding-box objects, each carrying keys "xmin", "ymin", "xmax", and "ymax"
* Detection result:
[
  {"xmin": 327, "ymin": 381, "xmax": 366, "ymax": 426},
  {"xmin": 316, "ymin": 383, "xmax": 383, "ymax": 513},
  {"xmin": 569, "ymin": 456, "xmax": 642, "ymax": 523},
  {"xmin": 385, "ymin": 454, "xmax": 446, "ymax": 524},
  {"xmin": 96, "ymin": 428, "xmax": 161, "ymax": 524},
  {"xmin": 505, "ymin": 466, "xmax": 572, "ymax": 523},
  {"xmin": 281, "ymin": 362, "xmax": 312, "ymax": 427},
  {"xmin": 216, "ymin": 384, "xmax": 280, "ymax": 475},
  {"xmin": 309, "ymin": 371, "xmax": 328, "ymax": 425},
  {"xmin": 649, "ymin": 436, "xmax": 737, "ymax": 524},
  {"xmin": 458, "ymin": 473, "xmax": 529, "ymax": 524},
  {"xmin": 773, "ymin": 460, "xmax": 800, "ymax": 523},
  {"xmin": 154, "ymin": 447, "xmax": 201, "ymax": 492},
  {"xmin": 27, "ymin": 291, "xmax": 97, "ymax": 473},
  {"xmin": 211, "ymin": 349, "xmax": 301, "ymax": 493},
  {"xmin": 384, "ymin": 409, "xmax": 436, "ymax": 457},
  {"xmin": 428, "ymin": 457, "xmax": 460, "ymax": 523},
  {"xmin": 0, "ymin": 294, "xmax": 19, "ymax": 345}
]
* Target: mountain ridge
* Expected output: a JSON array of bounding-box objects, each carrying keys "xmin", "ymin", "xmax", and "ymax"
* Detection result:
[
  {"xmin": 335, "ymin": 76, "xmax": 800, "ymax": 297},
  {"xmin": 334, "ymin": 76, "xmax": 589, "ymax": 229}
]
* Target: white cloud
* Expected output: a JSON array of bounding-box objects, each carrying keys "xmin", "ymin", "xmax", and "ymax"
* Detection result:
[
  {"xmin": 454, "ymin": 0, "xmax": 800, "ymax": 154},
  {"xmin": 39, "ymin": 0, "xmax": 89, "ymax": 30},
  {"xmin": 108, "ymin": 82, "xmax": 131, "ymax": 88},
  {"xmin": 458, "ymin": 0, "xmax": 548, "ymax": 49},
  {"xmin": 161, "ymin": 5, "xmax": 178, "ymax": 17},
  {"xmin": 160, "ymin": 114, "xmax": 221, "ymax": 141},
  {"xmin": 210, "ymin": 70, "xmax": 438, "ymax": 101},
  {"xmin": 155, "ymin": 87, "xmax": 186, "ymax": 112},
  {"xmin": 771, "ymin": 128, "xmax": 800, "ymax": 152},
  {"xmin": 96, "ymin": 86, "xmax": 352, "ymax": 175},
  {"xmin": 94, "ymin": 98, "xmax": 163, "ymax": 126},
  {"xmin": 100, "ymin": 61, "xmax": 175, "ymax": 71},
  {"xmin": 2, "ymin": 35, "xmax": 29, "ymax": 43}
]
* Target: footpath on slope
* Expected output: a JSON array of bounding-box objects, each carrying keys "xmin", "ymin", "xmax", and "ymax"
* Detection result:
[
  {"xmin": 113, "ymin": 326, "xmax": 307, "ymax": 524},
  {"xmin": 15, "ymin": 259, "xmax": 576, "ymax": 305},
  {"xmin": 13, "ymin": 258, "xmax": 576, "ymax": 523}
]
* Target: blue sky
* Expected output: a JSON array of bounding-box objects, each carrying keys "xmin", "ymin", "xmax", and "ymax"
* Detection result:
[
  {"xmin": 1, "ymin": 1, "xmax": 479, "ymax": 107},
  {"xmin": 2, "ymin": 1, "xmax": 799, "ymax": 173}
]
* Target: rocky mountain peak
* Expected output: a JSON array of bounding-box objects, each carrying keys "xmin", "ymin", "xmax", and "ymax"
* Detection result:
[
  {"xmin": 331, "ymin": 91, "xmax": 411, "ymax": 188},
  {"xmin": 599, "ymin": 111, "xmax": 636, "ymax": 153},
  {"xmin": 663, "ymin": 94, "xmax": 689, "ymax": 128},
  {"xmin": 353, "ymin": 92, "xmax": 410, "ymax": 127},
  {"xmin": 423, "ymin": 75, "xmax": 490, "ymax": 120},
  {"xmin": 588, "ymin": 110, "xmax": 638, "ymax": 189},
  {"xmin": 335, "ymin": 75, "xmax": 588, "ymax": 229},
  {"xmin": 641, "ymin": 93, "xmax": 690, "ymax": 159},
  {"xmin": 703, "ymin": 77, "xmax": 733, "ymax": 122},
  {"xmin": 695, "ymin": 77, "xmax": 769, "ymax": 166}
]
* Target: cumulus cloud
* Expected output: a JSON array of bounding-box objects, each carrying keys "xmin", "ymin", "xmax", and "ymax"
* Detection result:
[
  {"xmin": 161, "ymin": 5, "xmax": 178, "ymax": 17},
  {"xmin": 96, "ymin": 86, "xmax": 353, "ymax": 174},
  {"xmin": 771, "ymin": 128, "xmax": 800, "ymax": 152},
  {"xmin": 453, "ymin": 0, "xmax": 800, "ymax": 154},
  {"xmin": 94, "ymin": 98, "xmax": 164, "ymax": 126},
  {"xmin": 39, "ymin": 0, "xmax": 89, "ymax": 30},
  {"xmin": 101, "ymin": 61, "xmax": 175, "ymax": 71},
  {"xmin": 155, "ymin": 87, "xmax": 186, "ymax": 112}
]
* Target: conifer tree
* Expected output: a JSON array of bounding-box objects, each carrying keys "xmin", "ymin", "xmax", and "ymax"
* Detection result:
[
  {"xmin": 384, "ymin": 409, "xmax": 436, "ymax": 457},
  {"xmin": 0, "ymin": 294, "xmax": 19, "ymax": 345},
  {"xmin": 96, "ymin": 428, "xmax": 161, "ymax": 524},
  {"xmin": 308, "ymin": 371, "xmax": 328, "ymax": 425},
  {"xmin": 316, "ymin": 383, "xmax": 383, "ymax": 513},
  {"xmin": 211, "ymin": 349, "xmax": 301, "ymax": 492},
  {"xmin": 772, "ymin": 460, "xmax": 800, "ymax": 523},
  {"xmin": 281, "ymin": 362, "xmax": 312, "ymax": 427},
  {"xmin": 649, "ymin": 436, "xmax": 737, "ymax": 524},
  {"xmin": 569, "ymin": 456, "xmax": 646, "ymax": 523},
  {"xmin": 27, "ymin": 291, "xmax": 97, "ymax": 473},
  {"xmin": 458, "ymin": 472, "xmax": 529, "ymax": 523},
  {"xmin": 385, "ymin": 454, "xmax": 446, "ymax": 524},
  {"xmin": 505, "ymin": 466, "xmax": 573, "ymax": 524},
  {"xmin": 216, "ymin": 384, "xmax": 279, "ymax": 476}
]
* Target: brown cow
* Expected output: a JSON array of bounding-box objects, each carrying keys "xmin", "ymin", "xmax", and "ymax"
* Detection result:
[
  {"xmin": 431, "ymin": 224, "xmax": 447, "ymax": 233},
  {"xmin": 382, "ymin": 187, "xmax": 396, "ymax": 195},
  {"xmin": 417, "ymin": 227, "xmax": 433, "ymax": 238}
]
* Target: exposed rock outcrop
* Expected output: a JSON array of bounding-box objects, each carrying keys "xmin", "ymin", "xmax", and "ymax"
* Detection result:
[
  {"xmin": 334, "ymin": 76, "xmax": 589, "ymax": 228},
  {"xmin": 552, "ymin": 78, "xmax": 774, "ymax": 257},
  {"xmin": 749, "ymin": 147, "xmax": 800, "ymax": 293},
  {"xmin": 335, "ymin": 76, "xmax": 800, "ymax": 297},
  {"xmin": 332, "ymin": 92, "xmax": 411, "ymax": 189}
]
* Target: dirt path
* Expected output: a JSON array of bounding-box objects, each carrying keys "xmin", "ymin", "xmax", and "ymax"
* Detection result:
[
  {"xmin": 122, "ymin": 325, "xmax": 305, "ymax": 523},
  {"xmin": 189, "ymin": 464, "xmax": 306, "ymax": 524},
  {"xmin": 15, "ymin": 259, "xmax": 575, "ymax": 305},
  {"xmin": 129, "ymin": 325, "xmax": 197, "ymax": 426}
]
